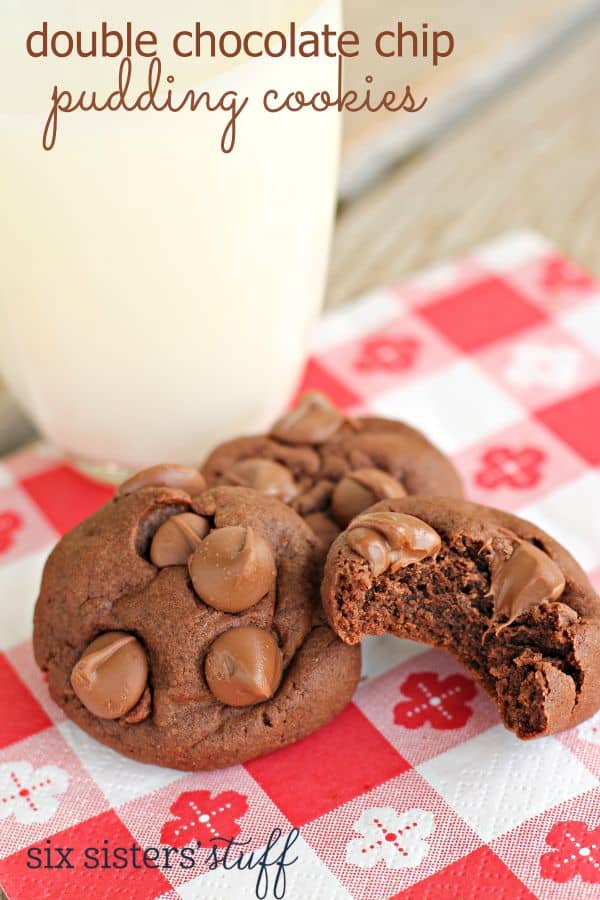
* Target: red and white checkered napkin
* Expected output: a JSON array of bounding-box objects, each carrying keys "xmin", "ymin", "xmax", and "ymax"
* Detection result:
[{"xmin": 1, "ymin": 232, "xmax": 600, "ymax": 900}]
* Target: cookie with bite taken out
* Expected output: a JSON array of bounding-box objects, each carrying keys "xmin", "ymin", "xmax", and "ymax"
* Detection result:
[{"xmin": 321, "ymin": 496, "xmax": 600, "ymax": 739}]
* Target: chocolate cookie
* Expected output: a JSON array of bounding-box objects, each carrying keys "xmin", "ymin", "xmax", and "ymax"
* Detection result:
[
  {"xmin": 33, "ymin": 470, "xmax": 360, "ymax": 770},
  {"xmin": 202, "ymin": 392, "xmax": 463, "ymax": 547},
  {"xmin": 321, "ymin": 496, "xmax": 600, "ymax": 739}
]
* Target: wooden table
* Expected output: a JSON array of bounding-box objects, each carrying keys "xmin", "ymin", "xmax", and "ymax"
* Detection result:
[{"xmin": 327, "ymin": 14, "xmax": 600, "ymax": 307}]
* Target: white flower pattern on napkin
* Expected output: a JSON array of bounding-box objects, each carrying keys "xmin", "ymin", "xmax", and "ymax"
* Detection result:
[
  {"xmin": 0, "ymin": 762, "xmax": 69, "ymax": 824},
  {"xmin": 504, "ymin": 344, "xmax": 580, "ymax": 390},
  {"xmin": 346, "ymin": 807, "xmax": 434, "ymax": 869}
]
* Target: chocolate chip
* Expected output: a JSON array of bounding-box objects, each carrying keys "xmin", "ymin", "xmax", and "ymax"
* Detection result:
[
  {"xmin": 204, "ymin": 626, "xmax": 282, "ymax": 706},
  {"xmin": 346, "ymin": 511, "xmax": 442, "ymax": 576},
  {"xmin": 223, "ymin": 458, "xmax": 298, "ymax": 502},
  {"xmin": 150, "ymin": 513, "xmax": 209, "ymax": 567},
  {"xmin": 118, "ymin": 464, "xmax": 206, "ymax": 497},
  {"xmin": 270, "ymin": 392, "xmax": 346, "ymax": 445},
  {"xmin": 304, "ymin": 512, "xmax": 341, "ymax": 547},
  {"xmin": 490, "ymin": 541, "xmax": 567, "ymax": 629},
  {"xmin": 70, "ymin": 632, "xmax": 148, "ymax": 720},
  {"xmin": 188, "ymin": 525, "xmax": 276, "ymax": 612},
  {"xmin": 331, "ymin": 468, "xmax": 406, "ymax": 528}
]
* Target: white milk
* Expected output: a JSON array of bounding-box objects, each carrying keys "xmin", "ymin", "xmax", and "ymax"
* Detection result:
[{"xmin": 0, "ymin": 0, "xmax": 341, "ymax": 468}]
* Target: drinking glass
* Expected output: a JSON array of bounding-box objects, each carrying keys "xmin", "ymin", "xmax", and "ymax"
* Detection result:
[{"xmin": 0, "ymin": 0, "xmax": 341, "ymax": 476}]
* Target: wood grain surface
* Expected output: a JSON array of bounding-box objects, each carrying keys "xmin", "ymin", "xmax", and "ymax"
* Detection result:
[
  {"xmin": 327, "ymin": 23, "xmax": 600, "ymax": 308},
  {"xmin": 340, "ymin": 0, "xmax": 599, "ymax": 194},
  {"xmin": 343, "ymin": 0, "xmax": 579, "ymax": 149}
]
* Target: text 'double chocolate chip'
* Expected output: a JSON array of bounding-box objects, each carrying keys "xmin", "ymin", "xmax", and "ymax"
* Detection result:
[
  {"xmin": 150, "ymin": 513, "xmax": 209, "ymax": 567},
  {"xmin": 490, "ymin": 541, "xmax": 567, "ymax": 628},
  {"xmin": 270, "ymin": 392, "xmax": 346, "ymax": 445},
  {"xmin": 188, "ymin": 525, "xmax": 276, "ymax": 612},
  {"xmin": 223, "ymin": 458, "xmax": 298, "ymax": 502},
  {"xmin": 331, "ymin": 468, "xmax": 406, "ymax": 528},
  {"xmin": 205, "ymin": 626, "xmax": 282, "ymax": 706},
  {"xmin": 346, "ymin": 511, "xmax": 442, "ymax": 576},
  {"xmin": 118, "ymin": 464, "xmax": 206, "ymax": 497},
  {"xmin": 70, "ymin": 632, "xmax": 148, "ymax": 720}
]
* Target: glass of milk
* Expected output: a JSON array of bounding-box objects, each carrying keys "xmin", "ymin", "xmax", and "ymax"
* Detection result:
[{"xmin": 0, "ymin": 0, "xmax": 341, "ymax": 474}]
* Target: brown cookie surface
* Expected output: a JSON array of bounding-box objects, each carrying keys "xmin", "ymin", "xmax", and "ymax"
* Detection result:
[
  {"xmin": 34, "ymin": 483, "xmax": 360, "ymax": 770},
  {"xmin": 321, "ymin": 496, "xmax": 600, "ymax": 739},
  {"xmin": 202, "ymin": 393, "xmax": 463, "ymax": 548}
]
